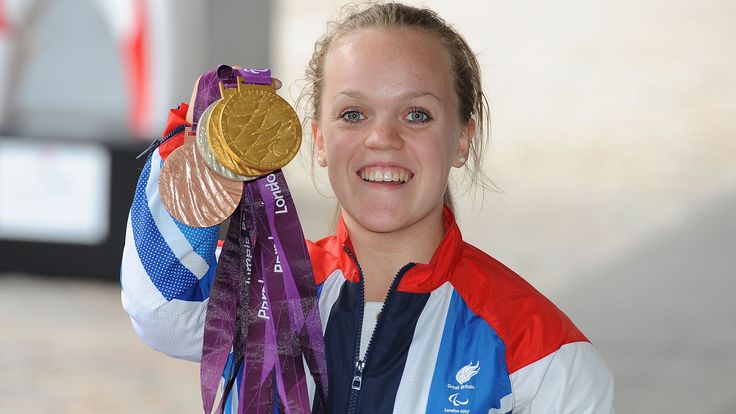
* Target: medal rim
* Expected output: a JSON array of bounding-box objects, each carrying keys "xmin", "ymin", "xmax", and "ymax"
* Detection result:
[
  {"xmin": 208, "ymin": 96, "xmax": 272, "ymax": 177},
  {"xmin": 197, "ymin": 100, "xmax": 258, "ymax": 181}
]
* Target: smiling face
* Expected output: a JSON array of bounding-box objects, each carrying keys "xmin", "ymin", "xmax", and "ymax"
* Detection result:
[{"xmin": 313, "ymin": 27, "xmax": 474, "ymax": 237}]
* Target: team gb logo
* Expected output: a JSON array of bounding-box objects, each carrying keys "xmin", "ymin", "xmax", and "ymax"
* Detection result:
[{"xmin": 455, "ymin": 361, "xmax": 480, "ymax": 385}]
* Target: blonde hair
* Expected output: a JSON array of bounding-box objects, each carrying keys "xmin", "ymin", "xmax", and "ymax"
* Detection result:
[{"xmin": 300, "ymin": 2, "xmax": 492, "ymax": 229}]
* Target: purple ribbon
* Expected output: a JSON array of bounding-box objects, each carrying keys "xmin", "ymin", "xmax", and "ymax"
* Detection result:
[
  {"xmin": 200, "ymin": 190, "xmax": 246, "ymax": 414},
  {"xmin": 198, "ymin": 66, "xmax": 328, "ymax": 414},
  {"xmin": 192, "ymin": 65, "xmax": 273, "ymax": 132},
  {"xmin": 252, "ymin": 172, "xmax": 328, "ymax": 412}
]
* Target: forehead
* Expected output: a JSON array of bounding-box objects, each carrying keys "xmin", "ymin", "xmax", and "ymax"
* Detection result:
[{"xmin": 323, "ymin": 27, "xmax": 454, "ymax": 100}]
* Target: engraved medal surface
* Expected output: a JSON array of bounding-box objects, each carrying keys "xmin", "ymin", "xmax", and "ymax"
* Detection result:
[
  {"xmin": 197, "ymin": 101, "xmax": 259, "ymax": 181},
  {"xmin": 208, "ymin": 96, "xmax": 269, "ymax": 178},
  {"xmin": 159, "ymin": 141, "xmax": 242, "ymax": 227},
  {"xmin": 219, "ymin": 81, "xmax": 302, "ymax": 171}
]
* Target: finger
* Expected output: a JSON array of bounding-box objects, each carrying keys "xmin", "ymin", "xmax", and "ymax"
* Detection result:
[{"xmin": 186, "ymin": 75, "xmax": 202, "ymax": 124}]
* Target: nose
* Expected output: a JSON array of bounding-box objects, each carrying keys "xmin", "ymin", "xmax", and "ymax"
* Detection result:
[{"xmin": 363, "ymin": 119, "xmax": 404, "ymax": 151}]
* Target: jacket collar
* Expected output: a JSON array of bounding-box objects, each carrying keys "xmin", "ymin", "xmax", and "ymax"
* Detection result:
[{"xmin": 335, "ymin": 206, "xmax": 465, "ymax": 293}]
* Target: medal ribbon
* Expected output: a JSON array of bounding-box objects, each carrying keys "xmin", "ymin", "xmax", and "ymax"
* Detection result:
[
  {"xmin": 192, "ymin": 65, "xmax": 272, "ymax": 132},
  {"xmin": 198, "ymin": 66, "xmax": 328, "ymax": 414}
]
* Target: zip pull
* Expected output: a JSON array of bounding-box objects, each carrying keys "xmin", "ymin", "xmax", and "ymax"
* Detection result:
[{"xmin": 351, "ymin": 360, "xmax": 365, "ymax": 390}]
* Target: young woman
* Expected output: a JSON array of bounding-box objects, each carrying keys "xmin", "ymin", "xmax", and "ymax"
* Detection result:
[{"xmin": 121, "ymin": 3, "xmax": 614, "ymax": 413}]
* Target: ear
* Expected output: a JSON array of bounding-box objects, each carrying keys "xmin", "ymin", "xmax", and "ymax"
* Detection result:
[
  {"xmin": 453, "ymin": 118, "xmax": 475, "ymax": 168},
  {"xmin": 312, "ymin": 120, "xmax": 328, "ymax": 167}
]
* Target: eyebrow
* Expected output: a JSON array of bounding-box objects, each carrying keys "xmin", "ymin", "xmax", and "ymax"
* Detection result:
[{"xmin": 336, "ymin": 90, "xmax": 441, "ymax": 102}]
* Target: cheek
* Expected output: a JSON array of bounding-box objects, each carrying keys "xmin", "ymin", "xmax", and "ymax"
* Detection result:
[
  {"xmin": 415, "ymin": 132, "xmax": 457, "ymax": 169},
  {"xmin": 323, "ymin": 131, "xmax": 359, "ymax": 186},
  {"xmin": 325, "ymin": 128, "xmax": 361, "ymax": 159}
]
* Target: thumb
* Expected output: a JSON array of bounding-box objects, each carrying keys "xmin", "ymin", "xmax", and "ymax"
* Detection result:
[{"xmin": 185, "ymin": 75, "xmax": 202, "ymax": 124}]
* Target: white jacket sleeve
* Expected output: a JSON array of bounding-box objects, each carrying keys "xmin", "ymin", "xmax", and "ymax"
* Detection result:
[
  {"xmin": 510, "ymin": 341, "xmax": 615, "ymax": 413},
  {"xmin": 120, "ymin": 148, "xmax": 220, "ymax": 362}
]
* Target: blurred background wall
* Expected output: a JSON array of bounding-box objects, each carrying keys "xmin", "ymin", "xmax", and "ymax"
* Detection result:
[{"xmin": 0, "ymin": 0, "xmax": 734, "ymax": 412}]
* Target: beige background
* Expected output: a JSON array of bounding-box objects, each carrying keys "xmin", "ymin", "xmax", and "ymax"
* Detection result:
[{"xmin": 275, "ymin": 0, "xmax": 736, "ymax": 295}]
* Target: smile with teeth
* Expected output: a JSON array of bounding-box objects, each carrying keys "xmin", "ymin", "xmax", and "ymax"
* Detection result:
[{"xmin": 359, "ymin": 166, "xmax": 413, "ymax": 183}]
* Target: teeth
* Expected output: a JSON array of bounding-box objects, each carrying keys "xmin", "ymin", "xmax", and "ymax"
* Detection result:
[{"xmin": 359, "ymin": 166, "xmax": 412, "ymax": 183}]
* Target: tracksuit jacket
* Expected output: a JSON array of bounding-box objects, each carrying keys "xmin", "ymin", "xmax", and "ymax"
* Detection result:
[{"xmin": 120, "ymin": 104, "xmax": 615, "ymax": 413}]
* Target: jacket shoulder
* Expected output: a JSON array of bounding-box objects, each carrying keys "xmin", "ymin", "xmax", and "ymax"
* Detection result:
[
  {"xmin": 451, "ymin": 242, "xmax": 588, "ymax": 374},
  {"xmin": 307, "ymin": 235, "xmax": 342, "ymax": 285}
]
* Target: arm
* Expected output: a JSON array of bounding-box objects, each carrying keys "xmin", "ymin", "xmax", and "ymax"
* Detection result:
[
  {"xmin": 510, "ymin": 341, "xmax": 615, "ymax": 414},
  {"xmin": 120, "ymin": 103, "xmax": 220, "ymax": 361}
]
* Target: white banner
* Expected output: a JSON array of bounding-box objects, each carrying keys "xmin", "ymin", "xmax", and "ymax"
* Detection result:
[{"xmin": 0, "ymin": 138, "xmax": 110, "ymax": 244}]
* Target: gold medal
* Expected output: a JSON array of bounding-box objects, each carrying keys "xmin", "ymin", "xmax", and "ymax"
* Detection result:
[
  {"xmin": 206, "ymin": 93, "xmax": 269, "ymax": 178},
  {"xmin": 218, "ymin": 77, "xmax": 301, "ymax": 172},
  {"xmin": 197, "ymin": 100, "xmax": 261, "ymax": 181},
  {"xmin": 206, "ymin": 95, "xmax": 268, "ymax": 177}
]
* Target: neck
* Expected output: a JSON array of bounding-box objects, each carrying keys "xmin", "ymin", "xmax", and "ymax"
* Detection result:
[{"xmin": 342, "ymin": 206, "xmax": 445, "ymax": 302}]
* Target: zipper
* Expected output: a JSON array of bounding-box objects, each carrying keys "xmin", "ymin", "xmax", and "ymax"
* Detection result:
[
  {"xmin": 136, "ymin": 123, "xmax": 187, "ymax": 159},
  {"xmin": 344, "ymin": 246, "xmax": 415, "ymax": 414}
]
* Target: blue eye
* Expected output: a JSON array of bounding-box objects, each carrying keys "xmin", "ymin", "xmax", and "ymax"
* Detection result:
[
  {"xmin": 341, "ymin": 110, "xmax": 364, "ymax": 123},
  {"xmin": 406, "ymin": 109, "xmax": 431, "ymax": 123}
]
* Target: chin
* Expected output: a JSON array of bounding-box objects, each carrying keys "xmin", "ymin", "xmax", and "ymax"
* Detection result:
[
  {"xmin": 345, "ymin": 204, "xmax": 409, "ymax": 234},
  {"xmin": 361, "ymin": 218, "xmax": 406, "ymax": 234}
]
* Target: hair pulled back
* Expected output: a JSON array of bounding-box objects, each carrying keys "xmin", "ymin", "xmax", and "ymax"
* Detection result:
[{"xmin": 300, "ymin": 2, "xmax": 492, "ymax": 213}]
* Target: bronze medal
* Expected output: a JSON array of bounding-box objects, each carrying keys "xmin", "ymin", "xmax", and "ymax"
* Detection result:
[
  {"xmin": 159, "ymin": 140, "xmax": 242, "ymax": 227},
  {"xmin": 218, "ymin": 78, "xmax": 301, "ymax": 172}
]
